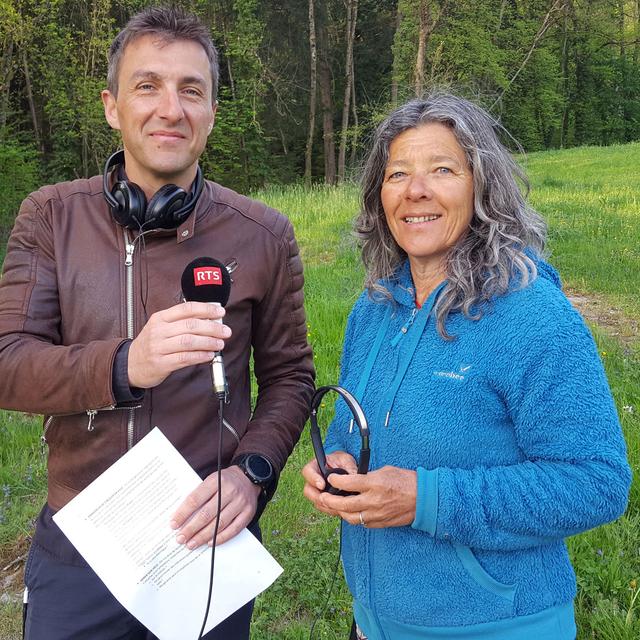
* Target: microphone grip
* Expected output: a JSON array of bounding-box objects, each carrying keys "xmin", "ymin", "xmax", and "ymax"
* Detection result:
[
  {"xmin": 207, "ymin": 303, "xmax": 228, "ymax": 400},
  {"xmin": 211, "ymin": 353, "xmax": 228, "ymax": 400}
]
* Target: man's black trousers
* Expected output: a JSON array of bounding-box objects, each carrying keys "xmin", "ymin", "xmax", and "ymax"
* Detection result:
[{"xmin": 23, "ymin": 527, "xmax": 259, "ymax": 640}]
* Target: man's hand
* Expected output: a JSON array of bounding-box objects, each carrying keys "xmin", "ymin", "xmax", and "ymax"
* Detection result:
[
  {"xmin": 170, "ymin": 466, "xmax": 261, "ymax": 549},
  {"xmin": 128, "ymin": 301, "xmax": 231, "ymax": 388}
]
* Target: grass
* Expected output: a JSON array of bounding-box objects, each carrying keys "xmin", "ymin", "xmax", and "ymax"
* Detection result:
[
  {"xmin": 1, "ymin": 142, "xmax": 639, "ymax": 638},
  {"xmin": 524, "ymin": 142, "xmax": 640, "ymax": 324}
]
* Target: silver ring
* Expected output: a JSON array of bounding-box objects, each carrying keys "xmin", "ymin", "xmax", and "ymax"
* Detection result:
[{"xmin": 359, "ymin": 512, "xmax": 366, "ymax": 527}]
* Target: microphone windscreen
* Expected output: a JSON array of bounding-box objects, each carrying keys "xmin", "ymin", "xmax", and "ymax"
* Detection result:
[{"xmin": 181, "ymin": 257, "xmax": 231, "ymax": 305}]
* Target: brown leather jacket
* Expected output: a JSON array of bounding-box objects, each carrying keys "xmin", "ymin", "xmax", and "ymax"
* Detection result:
[{"xmin": 0, "ymin": 175, "xmax": 315, "ymax": 511}]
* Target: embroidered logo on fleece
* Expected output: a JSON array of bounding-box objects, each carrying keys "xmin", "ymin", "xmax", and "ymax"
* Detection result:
[{"xmin": 433, "ymin": 364, "xmax": 472, "ymax": 381}]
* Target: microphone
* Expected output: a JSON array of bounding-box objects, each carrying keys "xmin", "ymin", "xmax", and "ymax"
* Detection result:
[{"xmin": 181, "ymin": 257, "xmax": 232, "ymax": 400}]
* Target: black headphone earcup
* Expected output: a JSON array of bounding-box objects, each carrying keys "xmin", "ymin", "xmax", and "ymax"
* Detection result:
[
  {"xmin": 111, "ymin": 181, "xmax": 147, "ymax": 228},
  {"xmin": 145, "ymin": 184, "xmax": 188, "ymax": 229},
  {"xmin": 324, "ymin": 466, "xmax": 352, "ymax": 496}
]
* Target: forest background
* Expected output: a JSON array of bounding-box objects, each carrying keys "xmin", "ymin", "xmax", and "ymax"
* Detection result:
[{"xmin": 2, "ymin": 0, "xmax": 640, "ymax": 242}]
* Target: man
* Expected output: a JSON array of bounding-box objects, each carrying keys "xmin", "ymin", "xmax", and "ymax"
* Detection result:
[{"xmin": 0, "ymin": 6, "xmax": 314, "ymax": 639}]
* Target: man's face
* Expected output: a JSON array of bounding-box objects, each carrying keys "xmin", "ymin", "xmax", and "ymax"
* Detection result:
[{"xmin": 101, "ymin": 35, "xmax": 216, "ymax": 194}]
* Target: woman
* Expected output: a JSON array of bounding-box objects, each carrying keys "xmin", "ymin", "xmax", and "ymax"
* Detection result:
[{"xmin": 302, "ymin": 92, "xmax": 631, "ymax": 640}]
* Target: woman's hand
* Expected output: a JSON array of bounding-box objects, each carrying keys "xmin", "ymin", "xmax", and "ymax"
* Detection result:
[
  {"xmin": 302, "ymin": 451, "xmax": 358, "ymax": 517},
  {"xmin": 319, "ymin": 465, "xmax": 418, "ymax": 528}
]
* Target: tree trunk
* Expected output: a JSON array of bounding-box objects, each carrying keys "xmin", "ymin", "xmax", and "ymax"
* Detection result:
[
  {"xmin": 414, "ymin": 0, "xmax": 430, "ymax": 96},
  {"xmin": 490, "ymin": 0, "xmax": 564, "ymax": 110},
  {"xmin": 317, "ymin": 4, "xmax": 336, "ymax": 185},
  {"xmin": 618, "ymin": 0, "xmax": 626, "ymax": 59},
  {"xmin": 498, "ymin": 0, "xmax": 507, "ymax": 30},
  {"xmin": 304, "ymin": 0, "xmax": 317, "ymax": 184},
  {"xmin": 350, "ymin": 54, "xmax": 359, "ymax": 167},
  {"xmin": 391, "ymin": 3, "xmax": 402, "ymax": 105},
  {"xmin": 634, "ymin": 0, "xmax": 640, "ymax": 66},
  {"xmin": 338, "ymin": 0, "xmax": 358, "ymax": 183},
  {"xmin": 0, "ymin": 37, "xmax": 14, "ymax": 135},
  {"xmin": 559, "ymin": 0, "xmax": 570, "ymax": 147},
  {"xmin": 22, "ymin": 49, "xmax": 42, "ymax": 152},
  {"xmin": 223, "ymin": 30, "xmax": 249, "ymax": 181}
]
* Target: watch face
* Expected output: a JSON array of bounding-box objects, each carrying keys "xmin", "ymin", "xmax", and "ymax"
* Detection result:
[{"xmin": 247, "ymin": 455, "xmax": 272, "ymax": 482}]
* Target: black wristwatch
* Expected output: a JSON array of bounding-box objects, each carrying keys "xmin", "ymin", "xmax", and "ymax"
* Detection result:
[{"xmin": 234, "ymin": 454, "xmax": 275, "ymax": 494}]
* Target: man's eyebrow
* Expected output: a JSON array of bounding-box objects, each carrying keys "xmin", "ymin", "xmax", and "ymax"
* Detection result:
[
  {"xmin": 129, "ymin": 70, "xmax": 207, "ymax": 87},
  {"xmin": 181, "ymin": 75, "xmax": 208, "ymax": 88},
  {"xmin": 129, "ymin": 70, "xmax": 162, "ymax": 83}
]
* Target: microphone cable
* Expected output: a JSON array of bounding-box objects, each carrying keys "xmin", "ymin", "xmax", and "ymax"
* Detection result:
[
  {"xmin": 309, "ymin": 519, "xmax": 344, "ymax": 640},
  {"xmin": 197, "ymin": 396, "xmax": 225, "ymax": 640}
]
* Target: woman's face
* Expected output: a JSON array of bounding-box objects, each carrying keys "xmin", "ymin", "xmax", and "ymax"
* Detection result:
[{"xmin": 381, "ymin": 122, "xmax": 474, "ymax": 278}]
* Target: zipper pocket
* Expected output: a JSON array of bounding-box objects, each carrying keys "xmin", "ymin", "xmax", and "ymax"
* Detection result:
[{"xmin": 40, "ymin": 404, "xmax": 138, "ymax": 452}]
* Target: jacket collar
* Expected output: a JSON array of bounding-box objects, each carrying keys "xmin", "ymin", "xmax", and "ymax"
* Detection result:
[
  {"xmin": 174, "ymin": 179, "xmax": 217, "ymax": 243},
  {"xmin": 384, "ymin": 260, "xmax": 419, "ymax": 308},
  {"xmin": 383, "ymin": 259, "xmax": 447, "ymax": 310}
]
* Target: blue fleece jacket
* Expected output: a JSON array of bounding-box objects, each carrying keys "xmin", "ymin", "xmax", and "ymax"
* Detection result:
[{"xmin": 324, "ymin": 259, "xmax": 631, "ymax": 639}]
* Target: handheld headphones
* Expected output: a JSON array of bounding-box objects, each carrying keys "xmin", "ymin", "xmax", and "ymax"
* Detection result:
[
  {"xmin": 309, "ymin": 385, "xmax": 370, "ymax": 496},
  {"xmin": 102, "ymin": 150, "xmax": 204, "ymax": 230}
]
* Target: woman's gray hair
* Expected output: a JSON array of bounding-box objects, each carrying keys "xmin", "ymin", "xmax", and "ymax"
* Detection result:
[{"xmin": 356, "ymin": 91, "xmax": 547, "ymax": 338}]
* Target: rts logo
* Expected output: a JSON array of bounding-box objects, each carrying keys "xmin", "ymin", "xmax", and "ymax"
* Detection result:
[{"xmin": 193, "ymin": 266, "xmax": 222, "ymax": 286}]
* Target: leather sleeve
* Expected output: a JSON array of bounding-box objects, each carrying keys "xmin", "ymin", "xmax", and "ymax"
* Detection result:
[
  {"xmin": 0, "ymin": 191, "xmax": 125, "ymax": 414},
  {"xmin": 233, "ymin": 218, "xmax": 315, "ymax": 472}
]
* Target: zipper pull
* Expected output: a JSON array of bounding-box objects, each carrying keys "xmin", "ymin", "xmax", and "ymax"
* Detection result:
[
  {"xmin": 41, "ymin": 416, "xmax": 53, "ymax": 456},
  {"xmin": 125, "ymin": 242, "xmax": 134, "ymax": 267},
  {"xmin": 384, "ymin": 411, "xmax": 390, "ymax": 428},
  {"xmin": 391, "ymin": 308, "xmax": 420, "ymax": 347},
  {"xmin": 349, "ymin": 418, "xmax": 354, "ymax": 434},
  {"xmin": 86, "ymin": 409, "xmax": 98, "ymax": 431}
]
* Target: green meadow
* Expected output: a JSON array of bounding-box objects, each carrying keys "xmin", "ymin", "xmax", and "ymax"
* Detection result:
[{"xmin": 1, "ymin": 143, "xmax": 639, "ymax": 638}]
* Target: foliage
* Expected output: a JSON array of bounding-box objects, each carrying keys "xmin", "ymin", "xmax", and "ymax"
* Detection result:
[
  {"xmin": 0, "ymin": 138, "xmax": 40, "ymax": 246},
  {"xmin": 0, "ymin": 0, "xmax": 639, "ymax": 210}
]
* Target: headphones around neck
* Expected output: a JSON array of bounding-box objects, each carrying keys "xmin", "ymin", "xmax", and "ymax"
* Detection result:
[
  {"xmin": 310, "ymin": 385, "xmax": 370, "ymax": 496},
  {"xmin": 102, "ymin": 150, "xmax": 204, "ymax": 231}
]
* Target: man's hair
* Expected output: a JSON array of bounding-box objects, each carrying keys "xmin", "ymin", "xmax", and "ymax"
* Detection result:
[
  {"xmin": 356, "ymin": 91, "xmax": 547, "ymax": 339},
  {"xmin": 107, "ymin": 5, "xmax": 219, "ymax": 102}
]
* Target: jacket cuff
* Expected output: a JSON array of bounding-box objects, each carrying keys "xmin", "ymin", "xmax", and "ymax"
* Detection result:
[
  {"xmin": 112, "ymin": 341, "xmax": 145, "ymax": 405},
  {"xmin": 412, "ymin": 467, "xmax": 439, "ymax": 535}
]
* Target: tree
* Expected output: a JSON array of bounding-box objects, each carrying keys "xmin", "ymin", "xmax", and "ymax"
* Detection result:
[
  {"xmin": 338, "ymin": 0, "xmax": 357, "ymax": 182},
  {"xmin": 316, "ymin": 0, "xmax": 336, "ymax": 185},
  {"xmin": 304, "ymin": 0, "xmax": 317, "ymax": 184}
]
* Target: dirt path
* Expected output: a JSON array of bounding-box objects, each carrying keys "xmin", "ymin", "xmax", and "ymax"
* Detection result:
[{"xmin": 566, "ymin": 288, "xmax": 638, "ymax": 350}]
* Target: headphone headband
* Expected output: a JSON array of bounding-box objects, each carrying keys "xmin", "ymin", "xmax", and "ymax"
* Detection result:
[
  {"xmin": 309, "ymin": 385, "xmax": 370, "ymax": 496},
  {"xmin": 103, "ymin": 150, "xmax": 204, "ymax": 230}
]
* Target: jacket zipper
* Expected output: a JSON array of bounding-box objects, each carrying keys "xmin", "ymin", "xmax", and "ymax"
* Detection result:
[
  {"xmin": 124, "ymin": 229, "xmax": 136, "ymax": 449},
  {"xmin": 382, "ymin": 306, "xmax": 420, "ymax": 427},
  {"xmin": 389, "ymin": 307, "xmax": 418, "ymax": 348},
  {"xmin": 40, "ymin": 231, "xmax": 139, "ymax": 447}
]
